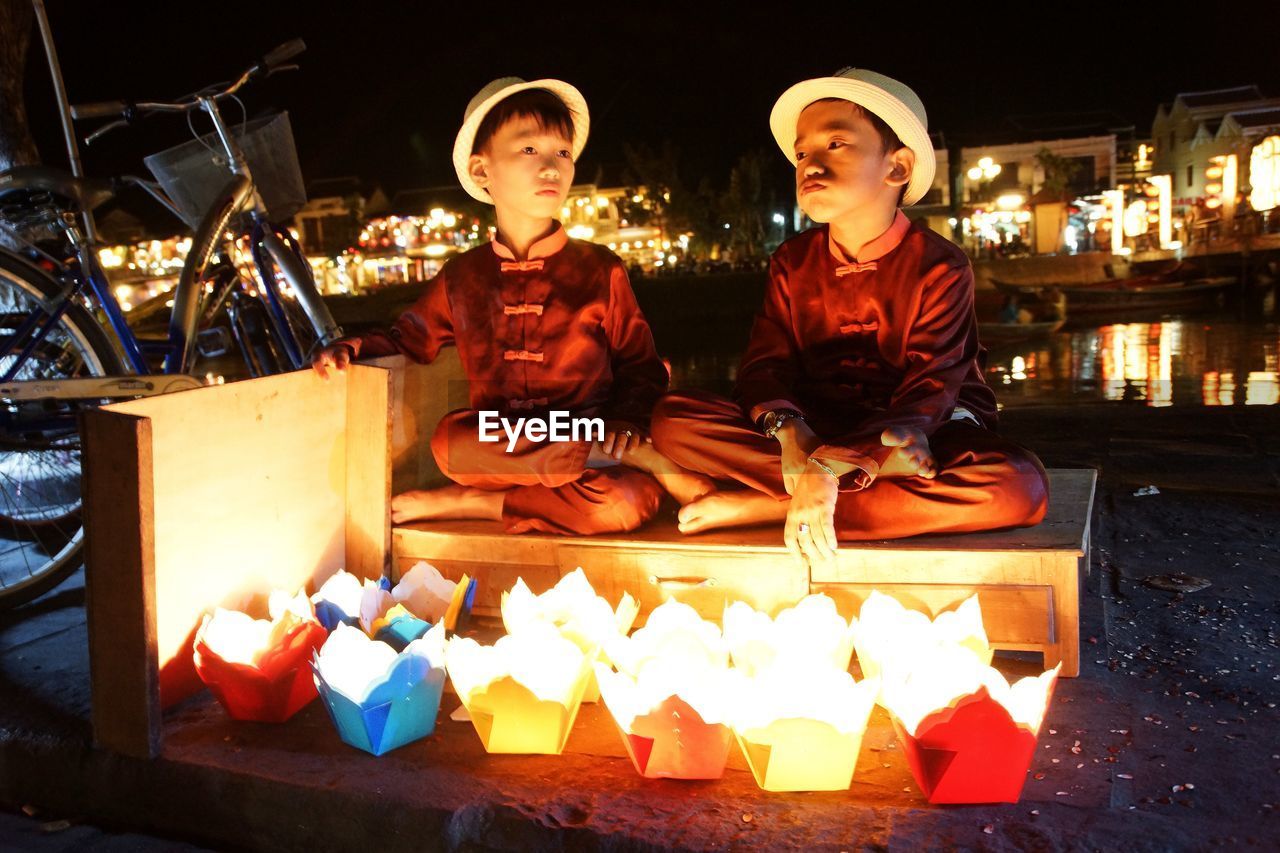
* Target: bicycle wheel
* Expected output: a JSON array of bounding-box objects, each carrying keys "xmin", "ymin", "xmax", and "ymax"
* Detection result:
[{"xmin": 0, "ymin": 250, "xmax": 124, "ymax": 608}]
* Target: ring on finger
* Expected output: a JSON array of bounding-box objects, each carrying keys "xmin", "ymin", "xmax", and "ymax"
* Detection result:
[{"xmin": 797, "ymin": 522, "xmax": 809, "ymax": 534}]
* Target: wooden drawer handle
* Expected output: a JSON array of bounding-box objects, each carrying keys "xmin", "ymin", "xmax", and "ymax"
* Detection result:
[{"xmin": 648, "ymin": 575, "xmax": 717, "ymax": 589}]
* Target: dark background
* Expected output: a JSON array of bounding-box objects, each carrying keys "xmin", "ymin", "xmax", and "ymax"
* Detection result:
[{"xmin": 22, "ymin": 1, "xmax": 1280, "ymax": 195}]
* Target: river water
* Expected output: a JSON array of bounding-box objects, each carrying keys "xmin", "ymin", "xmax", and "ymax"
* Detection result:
[{"xmin": 664, "ymin": 316, "xmax": 1280, "ymax": 409}]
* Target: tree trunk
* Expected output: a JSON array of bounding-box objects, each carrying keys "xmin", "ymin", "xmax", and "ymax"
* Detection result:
[{"xmin": 0, "ymin": 0, "xmax": 40, "ymax": 170}]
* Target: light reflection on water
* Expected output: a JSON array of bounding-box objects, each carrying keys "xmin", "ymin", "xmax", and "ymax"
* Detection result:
[
  {"xmin": 664, "ymin": 319, "xmax": 1280, "ymax": 408},
  {"xmin": 986, "ymin": 319, "xmax": 1279, "ymax": 407}
]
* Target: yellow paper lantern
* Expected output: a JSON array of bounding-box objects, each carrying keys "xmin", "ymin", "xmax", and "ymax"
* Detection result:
[
  {"xmin": 731, "ymin": 665, "xmax": 878, "ymax": 792},
  {"xmin": 446, "ymin": 623, "xmax": 595, "ymax": 754}
]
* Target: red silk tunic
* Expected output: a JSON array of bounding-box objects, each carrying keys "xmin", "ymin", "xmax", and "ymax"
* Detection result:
[
  {"xmin": 734, "ymin": 211, "xmax": 998, "ymax": 486},
  {"xmin": 340, "ymin": 225, "xmax": 668, "ymax": 426}
]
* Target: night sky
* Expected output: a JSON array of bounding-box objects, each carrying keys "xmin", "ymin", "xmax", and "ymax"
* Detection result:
[{"xmin": 21, "ymin": 1, "xmax": 1280, "ymax": 199}]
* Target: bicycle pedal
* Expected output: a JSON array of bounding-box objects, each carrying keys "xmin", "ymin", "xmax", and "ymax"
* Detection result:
[{"xmin": 196, "ymin": 326, "xmax": 232, "ymax": 358}]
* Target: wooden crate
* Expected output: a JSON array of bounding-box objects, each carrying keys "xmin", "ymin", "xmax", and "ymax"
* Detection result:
[
  {"xmin": 81, "ymin": 366, "xmax": 391, "ymax": 758},
  {"xmin": 366, "ymin": 351, "xmax": 465, "ymax": 494},
  {"xmin": 394, "ymin": 469, "xmax": 1095, "ymax": 678}
]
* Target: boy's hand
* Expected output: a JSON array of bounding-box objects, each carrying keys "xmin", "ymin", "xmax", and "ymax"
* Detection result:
[
  {"xmin": 776, "ymin": 419, "xmax": 822, "ymax": 495},
  {"xmin": 785, "ymin": 460, "xmax": 839, "ymax": 568},
  {"xmin": 312, "ymin": 344, "xmax": 352, "ymax": 380},
  {"xmin": 600, "ymin": 420, "xmax": 647, "ymax": 460},
  {"xmin": 879, "ymin": 426, "xmax": 937, "ymax": 479}
]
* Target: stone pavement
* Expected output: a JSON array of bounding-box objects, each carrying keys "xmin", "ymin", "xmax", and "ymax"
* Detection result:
[{"xmin": 0, "ymin": 403, "xmax": 1277, "ymax": 851}]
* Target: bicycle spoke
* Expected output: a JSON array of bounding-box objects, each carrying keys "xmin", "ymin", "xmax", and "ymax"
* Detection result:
[
  {"xmin": 0, "ymin": 466, "xmax": 77, "ymax": 513},
  {"xmin": 0, "ymin": 490, "xmax": 38, "ymax": 582}
]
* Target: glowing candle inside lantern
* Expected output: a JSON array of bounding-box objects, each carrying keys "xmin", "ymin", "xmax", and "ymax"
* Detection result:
[
  {"xmin": 501, "ymin": 568, "xmax": 637, "ymax": 702},
  {"xmin": 853, "ymin": 591, "xmax": 991, "ymax": 695},
  {"xmin": 723, "ymin": 594, "xmax": 856, "ymax": 677},
  {"xmin": 310, "ymin": 570, "xmax": 365, "ymax": 630},
  {"xmin": 502, "ymin": 568, "xmax": 637, "ymax": 649}
]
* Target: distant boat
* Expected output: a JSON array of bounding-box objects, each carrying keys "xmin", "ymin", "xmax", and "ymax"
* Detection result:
[
  {"xmin": 1007, "ymin": 276, "xmax": 1236, "ymax": 317},
  {"xmin": 975, "ymin": 289, "xmax": 1065, "ymax": 343},
  {"xmin": 992, "ymin": 263, "xmax": 1236, "ymax": 317}
]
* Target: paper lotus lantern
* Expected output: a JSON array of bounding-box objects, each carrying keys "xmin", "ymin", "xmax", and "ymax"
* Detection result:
[
  {"xmin": 853, "ymin": 592, "xmax": 991, "ymax": 690},
  {"xmin": 311, "ymin": 564, "xmax": 474, "ymax": 636},
  {"xmin": 731, "ymin": 664, "xmax": 878, "ymax": 792},
  {"xmin": 723, "ymin": 594, "xmax": 857, "ymax": 676},
  {"xmin": 501, "ymin": 568, "xmax": 637, "ymax": 702},
  {"xmin": 445, "ymin": 622, "xmax": 594, "ymax": 754},
  {"xmin": 192, "ymin": 588, "xmax": 327, "ymax": 722},
  {"xmin": 392, "ymin": 561, "xmax": 476, "ymax": 630},
  {"xmin": 370, "ymin": 604, "xmax": 432, "ymax": 652},
  {"xmin": 310, "ymin": 570, "xmax": 391, "ymax": 632},
  {"xmin": 311, "ymin": 622, "xmax": 447, "ymax": 756},
  {"xmin": 595, "ymin": 600, "xmax": 737, "ymax": 779},
  {"xmin": 881, "ymin": 645, "xmax": 1061, "ymax": 804}
]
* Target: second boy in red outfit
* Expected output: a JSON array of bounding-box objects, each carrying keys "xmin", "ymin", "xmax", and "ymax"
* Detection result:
[{"xmin": 652, "ymin": 69, "xmax": 1048, "ymax": 563}]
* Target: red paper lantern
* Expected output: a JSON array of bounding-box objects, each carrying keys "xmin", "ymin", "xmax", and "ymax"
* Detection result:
[
  {"xmin": 193, "ymin": 617, "xmax": 327, "ymax": 722},
  {"xmin": 893, "ymin": 682, "xmax": 1057, "ymax": 804}
]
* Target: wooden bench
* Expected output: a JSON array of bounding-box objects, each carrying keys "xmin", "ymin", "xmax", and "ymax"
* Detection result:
[
  {"xmin": 372, "ymin": 352, "xmax": 1096, "ymax": 679},
  {"xmin": 393, "ymin": 469, "xmax": 1094, "ymax": 678}
]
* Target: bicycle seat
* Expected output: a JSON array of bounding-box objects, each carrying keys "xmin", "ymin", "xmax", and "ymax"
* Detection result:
[{"xmin": 0, "ymin": 166, "xmax": 114, "ymax": 213}]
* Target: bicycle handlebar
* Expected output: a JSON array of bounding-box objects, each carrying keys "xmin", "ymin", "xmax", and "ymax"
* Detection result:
[
  {"xmin": 69, "ymin": 100, "xmax": 129, "ymax": 121},
  {"xmin": 70, "ymin": 38, "xmax": 306, "ymax": 143}
]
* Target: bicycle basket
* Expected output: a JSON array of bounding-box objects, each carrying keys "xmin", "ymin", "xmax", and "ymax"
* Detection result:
[{"xmin": 143, "ymin": 112, "xmax": 307, "ymax": 230}]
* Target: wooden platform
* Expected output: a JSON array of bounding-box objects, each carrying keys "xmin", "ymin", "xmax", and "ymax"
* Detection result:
[{"xmin": 394, "ymin": 469, "xmax": 1096, "ymax": 678}]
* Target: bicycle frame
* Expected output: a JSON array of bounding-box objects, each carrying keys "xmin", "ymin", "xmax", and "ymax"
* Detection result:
[
  {"xmin": 249, "ymin": 221, "xmax": 309, "ymax": 369},
  {"xmin": 1, "ymin": 211, "xmax": 318, "ymax": 380}
]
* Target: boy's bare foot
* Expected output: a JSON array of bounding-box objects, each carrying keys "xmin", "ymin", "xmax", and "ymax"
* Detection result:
[
  {"xmin": 879, "ymin": 426, "xmax": 938, "ymax": 479},
  {"xmin": 391, "ymin": 484, "xmax": 503, "ymax": 524},
  {"xmin": 676, "ymin": 489, "xmax": 789, "ymax": 534},
  {"xmin": 621, "ymin": 442, "xmax": 716, "ymax": 505}
]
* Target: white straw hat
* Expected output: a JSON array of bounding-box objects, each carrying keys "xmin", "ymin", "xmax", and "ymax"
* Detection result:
[
  {"xmin": 452, "ymin": 77, "xmax": 590, "ymax": 204},
  {"xmin": 769, "ymin": 68, "xmax": 935, "ymax": 206}
]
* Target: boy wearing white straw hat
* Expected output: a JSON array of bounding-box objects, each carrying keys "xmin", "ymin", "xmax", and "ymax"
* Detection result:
[
  {"xmin": 313, "ymin": 77, "xmax": 712, "ymax": 533},
  {"xmin": 653, "ymin": 68, "xmax": 1049, "ymax": 562}
]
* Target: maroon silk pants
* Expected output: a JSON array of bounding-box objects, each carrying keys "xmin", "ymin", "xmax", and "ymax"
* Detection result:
[
  {"xmin": 651, "ymin": 390, "xmax": 1048, "ymax": 540},
  {"xmin": 431, "ymin": 408, "xmax": 663, "ymax": 535}
]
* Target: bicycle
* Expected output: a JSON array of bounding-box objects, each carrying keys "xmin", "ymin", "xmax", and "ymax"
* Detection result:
[{"xmin": 0, "ymin": 39, "xmax": 344, "ymax": 608}]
